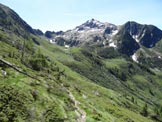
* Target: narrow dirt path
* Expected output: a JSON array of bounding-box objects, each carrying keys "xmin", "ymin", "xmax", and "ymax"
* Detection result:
[
  {"xmin": 61, "ymin": 84, "xmax": 86, "ymax": 122},
  {"xmin": 68, "ymin": 90, "xmax": 86, "ymax": 122}
]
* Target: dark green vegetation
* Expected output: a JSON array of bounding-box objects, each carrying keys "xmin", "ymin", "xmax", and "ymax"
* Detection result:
[{"xmin": 0, "ymin": 3, "xmax": 162, "ymax": 122}]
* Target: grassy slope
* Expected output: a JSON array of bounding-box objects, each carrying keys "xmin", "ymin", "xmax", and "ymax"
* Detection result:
[
  {"xmin": 0, "ymin": 34, "xmax": 161, "ymax": 121},
  {"xmin": 35, "ymin": 37, "xmax": 161, "ymax": 121}
]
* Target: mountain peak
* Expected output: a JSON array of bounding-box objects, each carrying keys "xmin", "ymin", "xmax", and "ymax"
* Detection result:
[
  {"xmin": 87, "ymin": 18, "xmax": 100, "ymax": 23},
  {"xmin": 82, "ymin": 18, "xmax": 105, "ymax": 29}
]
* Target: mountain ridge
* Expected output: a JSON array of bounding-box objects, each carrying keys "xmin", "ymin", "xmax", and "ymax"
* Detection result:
[
  {"xmin": 45, "ymin": 19, "xmax": 162, "ymax": 57},
  {"xmin": 0, "ymin": 3, "xmax": 43, "ymax": 37}
]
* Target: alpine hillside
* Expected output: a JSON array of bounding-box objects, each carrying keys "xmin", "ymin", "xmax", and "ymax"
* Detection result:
[{"xmin": 0, "ymin": 3, "xmax": 162, "ymax": 122}]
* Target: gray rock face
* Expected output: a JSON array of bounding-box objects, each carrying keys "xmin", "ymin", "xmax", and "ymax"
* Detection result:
[{"xmin": 47, "ymin": 19, "xmax": 162, "ymax": 56}]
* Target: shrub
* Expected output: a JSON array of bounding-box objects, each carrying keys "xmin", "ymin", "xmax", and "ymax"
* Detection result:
[
  {"xmin": 29, "ymin": 49, "xmax": 49, "ymax": 71},
  {"xmin": 43, "ymin": 102, "xmax": 65, "ymax": 122},
  {"xmin": 0, "ymin": 84, "xmax": 33, "ymax": 121},
  {"xmin": 97, "ymin": 47, "xmax": 120, "ymax": 59},
  {"xmin": 141, "ymin": 103, "xmax": 148, "ymax": 117}
]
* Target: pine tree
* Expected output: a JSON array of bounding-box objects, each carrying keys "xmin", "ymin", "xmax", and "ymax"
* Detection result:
[{"xmin": 141, "ymin": 103, "xmax": 148, "ymax": 117}]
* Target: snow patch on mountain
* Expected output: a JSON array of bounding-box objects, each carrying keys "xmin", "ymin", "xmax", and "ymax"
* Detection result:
[
  {"xmin": 132, "ymin": 35, "xmax": 140, "ymax": 42},
  {"xmin": 141, "ymin": 29, "xmax": 146, "ymax": 38},
  {"xmin": 131, "ymin": 53, "xmax": 138, "ymax": 63},
  {"xmin": 49, "ymin": 39, "xmax": 56, "ymax": 44},
  {"xmin": 112, "ymin": 30, "xmax": 118, "ymax": 35},
  {"xmin": 109, "ymin": 42, "xmax": 117, "ymax": 48},
  {"xmin": 65, "ymin": 45, "xmax": 70, "ymax": 48},
  {"xmin": 109, "ymin": 39, "xmax": 117, "ymax": 48}
]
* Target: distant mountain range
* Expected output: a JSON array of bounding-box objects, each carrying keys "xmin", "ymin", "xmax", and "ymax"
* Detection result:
[
  {"xmin": 45, "ymin": 19, "xmax": 162, "ymax": 56},
  {"xmin": 1, "ymin": 1, "xmax": 162, "ymax": 67}
]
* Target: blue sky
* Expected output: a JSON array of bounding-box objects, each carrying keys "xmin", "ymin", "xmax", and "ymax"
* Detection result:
[{"xmin": 0, "ymin": 0, "xmax": 162, "ymax": 32}]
